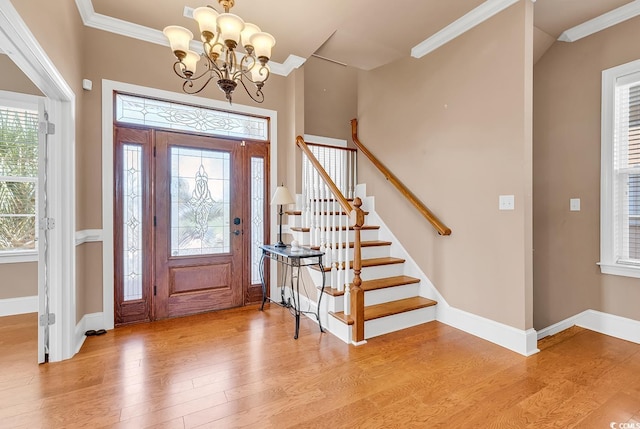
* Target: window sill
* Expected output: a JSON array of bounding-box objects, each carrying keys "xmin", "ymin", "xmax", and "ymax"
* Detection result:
[
  {"xmin": 598, "ymin": 262, "xmax": 640, "ymax": 279},
  {"xmin": 0, "ymin": 252, "xmax": 38, "ymax": 264}
]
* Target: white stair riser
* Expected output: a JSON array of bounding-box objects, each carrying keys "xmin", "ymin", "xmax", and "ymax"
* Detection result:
[
  {"xmin": 314, "ymin": 283, "xmax": 421, "ymax": 310},
  {"xmin": 359, "ymin": 264, "xmax": 405, "ymax": 280},
  {"xmin": 291, "ymin": 228, "xmax": 379, "ymax": 245},
  {"xmin": 325, "ymin": 245, "xmax": 390, "ymax": 261},
  {"xmin": 289, "ymin": 245, "xmax": 390, "ymax": 264},
  {"xmin": 327, "ymin": 316, "xmax": 352, "ymax": 343},
  {"xmin": 288, "ymin": 214, "xmax": 359, "ymax": 229},
  {"xmin": 365, "ymin": 284, "xmax": 420, "ymax": 307},
  {"xmin": 365, "ymin": 306, "xmax": 436, "ymax": 339},
  {"xmin": 307, "ymin": 263, "xmax": 406, "ymax": 288}
]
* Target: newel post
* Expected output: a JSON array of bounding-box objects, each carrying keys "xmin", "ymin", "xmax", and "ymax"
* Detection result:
[{"xmin": 350, "ymin": 197, "xmax": 365, "ymax": 343}]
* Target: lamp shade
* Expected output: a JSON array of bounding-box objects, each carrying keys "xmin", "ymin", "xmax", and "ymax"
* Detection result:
[
  {"xmin": 193, "ymin": 6, "xmax": 219, "ymax": 39},
  {"xmin": 250, "ymin": 32, "xmax": 275, "ymax": 60},
  {"xmin": 250, "ymin": 64, "xmax": 269, "ymax": 83},
  {"xmin": 217, "ymin": 13, "xmax": 244, "ymax": 45},
  {"xmin": 241, "ymin": 23, "xmax": 261, "ymax": 48},
  {"xmin": 163, "ymin": 25, "xmax": 193, "ymax": 54},
  {"xmin": 271, "ymin": 186, "xmax": 294, "ymax": 206},
  {"xmin": 182, "ymin": 50, "xmax": 201, "ymax": 74}
]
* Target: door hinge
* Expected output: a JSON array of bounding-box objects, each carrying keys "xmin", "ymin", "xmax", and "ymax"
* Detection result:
[
  {"xmin": 153, "ymin": 216, "xmax": 157, "ymax": 227},
  {"xmin": 40, "ymin": 217, "xmax": 56, "ymax": 230},
  {"xmin": 154, "ymin": 285, "xmax": 157, "ymax": 296},
  {"xmin": 153, "ymin": 146, "xmax": 156, "ymax": 157},
  {"xmin": 38, "ymin": 120, "xmax": 56, "ymax": 135},
  {"xmin": 39, "ymin": 313, "xmax": 56, "ymax": 326}
]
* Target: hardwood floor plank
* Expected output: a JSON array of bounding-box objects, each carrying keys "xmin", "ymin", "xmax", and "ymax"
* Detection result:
[{"xmin": 1, "ymin": 309, "xmax": 639, "ymax": 427}]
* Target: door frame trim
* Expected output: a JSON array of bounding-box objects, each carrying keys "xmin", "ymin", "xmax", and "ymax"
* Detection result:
[
  {"xmin": 0, "ymin": 0, "xmax": 77, "ymax": 362},
  {"xmin": 101, "ymin": 80, "xmax": 279, "ymax": 329}
]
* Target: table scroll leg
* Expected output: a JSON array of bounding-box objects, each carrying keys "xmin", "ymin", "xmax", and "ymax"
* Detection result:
[
  {"xmin": 259, "ymin": 251, "xmax": 267, "ymax": 311},
  {"xmin": 294, "ymin": 263, "xmax": 300, "ymax": 339},
  {"xmin": 316, "ymin": 257, "xmax": 325, "ymax": 333}
]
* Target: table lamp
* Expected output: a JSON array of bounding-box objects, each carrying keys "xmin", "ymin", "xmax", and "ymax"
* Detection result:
[{"xmin": 271, "ymin": 185, "xmax": 295, "ymax": 247}]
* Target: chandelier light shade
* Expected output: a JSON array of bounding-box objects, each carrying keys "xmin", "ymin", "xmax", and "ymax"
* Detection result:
[{"xmin": 163, "ymin": 0, "xmax": 276, "ymax": 104}]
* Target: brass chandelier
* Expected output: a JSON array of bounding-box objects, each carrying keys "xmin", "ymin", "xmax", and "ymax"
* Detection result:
[{"xmin": 163, "ymin": 0, "xmax": 276, "ymax": 104}]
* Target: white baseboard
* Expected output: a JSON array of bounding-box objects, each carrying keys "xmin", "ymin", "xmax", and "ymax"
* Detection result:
[
  {"xmin": 536, "ymin": 312, "xmax": 585, "ymax": 340},
  {"xmin": 538, "ymin": 310, "xmax": 640, "ymax": 345},
  {"xmin": 74, "ymin": 312, "xmax": 106, "ymax": 354},
  {"xmin": 0, "ymin": 295, "xmax": 38, "ymax": 317},
  {"xmin": 437, "ymin": 305, "xmax": 539, "ymax": 356}
]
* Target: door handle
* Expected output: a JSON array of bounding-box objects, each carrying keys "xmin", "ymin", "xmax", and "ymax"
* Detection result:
[{"xmin": 233, "ymin": 229, "xmax": 242, "ymax": 236}]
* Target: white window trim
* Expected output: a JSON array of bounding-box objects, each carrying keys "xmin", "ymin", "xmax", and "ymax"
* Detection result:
[
  {"xmin": 600, "ymin": 58, "xmax": 640, "ymax": 278},
  {"xmin": 0, "ymin": 90, "xmax": 41, "ymax": 263}
]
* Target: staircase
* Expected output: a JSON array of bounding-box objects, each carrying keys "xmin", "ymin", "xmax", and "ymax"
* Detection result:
[{"xmin": 286, "ymin": 200, "xmax": 438, "ymax": 344}]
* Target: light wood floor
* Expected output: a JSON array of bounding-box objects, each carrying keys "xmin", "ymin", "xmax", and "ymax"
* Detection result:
[{"xmin": 1, "ymin": 307, "xmax": 640, "ymax": 428}]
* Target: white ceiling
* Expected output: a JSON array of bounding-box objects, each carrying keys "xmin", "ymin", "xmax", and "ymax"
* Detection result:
[{"xmin": 84, "ymin": 0, "xmax": 640, "ymax": 71}]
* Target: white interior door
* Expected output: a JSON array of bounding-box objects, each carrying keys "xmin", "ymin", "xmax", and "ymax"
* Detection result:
[{"xmin": 37, "ymin": 98, "xmax": 46, "ymax": 364}]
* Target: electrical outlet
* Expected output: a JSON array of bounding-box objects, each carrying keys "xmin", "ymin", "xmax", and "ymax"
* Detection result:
[
  {"xmin": 499, "ymin": 195, "xmax": 515, "ymax": 211},
  {"xmin": 570, "ymin": 198, "xmax": 581, "ymax": 211}
]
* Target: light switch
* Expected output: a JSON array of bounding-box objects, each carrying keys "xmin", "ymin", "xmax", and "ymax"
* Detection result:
[
  {"xmin": 570, "ymin": 198, "xmax": 580, "ymax": 211},
  {"xmin": 499, "ymin": 195, "xmax": 515, "ymax": 211}
]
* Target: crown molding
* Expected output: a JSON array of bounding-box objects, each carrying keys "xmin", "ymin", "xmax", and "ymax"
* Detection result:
[
  {"xmin": 558, "ymin": 0, "xmax": 640, "ymax": 42},
  {"xmin": 74, "ymin": 0, "xmax": 299, "ymax": 76},
  {"xmin": 411, "ymin": 0, "xmax": 520, "ymax": 59}
]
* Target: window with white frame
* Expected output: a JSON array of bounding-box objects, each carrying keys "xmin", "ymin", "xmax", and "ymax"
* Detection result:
[
  {"xmin": 601, "ymin": 60, "xmax": 640, "ymax": 278},
  {"xmin": 0, "ymin": 99, "xmax": 39, "ymax": 259}
]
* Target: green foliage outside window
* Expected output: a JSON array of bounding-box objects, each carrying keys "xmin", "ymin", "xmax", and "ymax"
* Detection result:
[{"xmin": 0, "ymin": 107, "xmax": 38, "ymax": 252}]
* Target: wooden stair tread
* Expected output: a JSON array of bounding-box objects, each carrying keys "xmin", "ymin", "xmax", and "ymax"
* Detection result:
[
  {"xmin": 330, "ymin": 297, "xmax": 436, "ymax": 324},
  {"xmin": 310, "ymin": 257, "xmax": 405, "ymax": 272},
  {"xmin": 365, "ymin": 297, "xmax": 437, "ymax": 320},
  {"xmin": 291, "ymin": 225, "xmax": 380, "ymax": 232},
  {"xmin": 359, "ymin": 275, "xmax": 420, "ymax": 292},
  {"xmin": 319, "ymin": 275, "xmax": 419, "ymax": 295},
  {"xmin": 320, "ymin": 287, "xmax": 345, "ymax": 297},
  {"xmin": 309, "ymin": 240, "xmax": 391, "ymax": 250}
]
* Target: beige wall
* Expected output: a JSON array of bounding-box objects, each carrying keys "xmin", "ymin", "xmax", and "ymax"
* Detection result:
[
  {"xmin": 285, "ymin": 66, "xmax": 305, "ymax": 193},
  {"xmin": 0, "ymin": 54, "xmax": 42, "ymax": 96},
  {"xmin": 0, "ymin": 262, "xmax": 37, "ymax": 299},
  {"xmin": 357, "ymin": 1, "xmax": 534, "ymax": 330},
  {"xmin": 533, "ymin": 15, "xmax": 640, "ymax": 330},
  {"xmin": 75, "ymin": 242, "xmax": 102, "ymax": 322},
  {"xmin": 303, "ymin": 56, "xmax": 358, "ymax": 142}
]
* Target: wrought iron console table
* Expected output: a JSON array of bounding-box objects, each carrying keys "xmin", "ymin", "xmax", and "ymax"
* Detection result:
[{"xmin": 259, "ymin": 244, "xmax": 326, "ymax": 339}]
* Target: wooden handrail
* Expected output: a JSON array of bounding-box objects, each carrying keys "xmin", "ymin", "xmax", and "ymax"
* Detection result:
[
  {"xmin": 350, "ymin": 119, "xmax": 452, "ymax": 236},
  {"xmin": 296, "ymin": 136, "xmax": 353, "ymax": 216}
]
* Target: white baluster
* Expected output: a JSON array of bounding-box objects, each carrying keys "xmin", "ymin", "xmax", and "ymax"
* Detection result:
[
  {"xmin": 331, "ymin": 196, "xmax": 337, "ymax": 292},
  {"xmin": 352, "ymin": 150, "xmax": 357, "ymax": 199},
  {"xmin": 314, "ymin": 170, "xmax": 321, "ymax": 248},
  {"xmin": 319, "ymin": 182, "xmax": 326, "ymax": 255},
  {"xmin": 301, "ymin": 155, "xmax": 308, "ymax": 235}
]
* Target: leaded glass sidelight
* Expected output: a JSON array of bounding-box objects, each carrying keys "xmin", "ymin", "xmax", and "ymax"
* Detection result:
[
  {"xmin": 122, "ymin": 144, "xmax": 143, "ymax": 301},
  {"xmin": 170, "ymin": 147, "xmax": 230, "ymax": 256},
  {"xmin": 250, "ymin": 157, "xmax": 265, "ymax": 284}
]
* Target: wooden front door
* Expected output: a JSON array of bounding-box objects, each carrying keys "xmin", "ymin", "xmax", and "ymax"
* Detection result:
[{"xmin": 114, "ymin": 126, "xmax": 269, "ymax": 325}]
